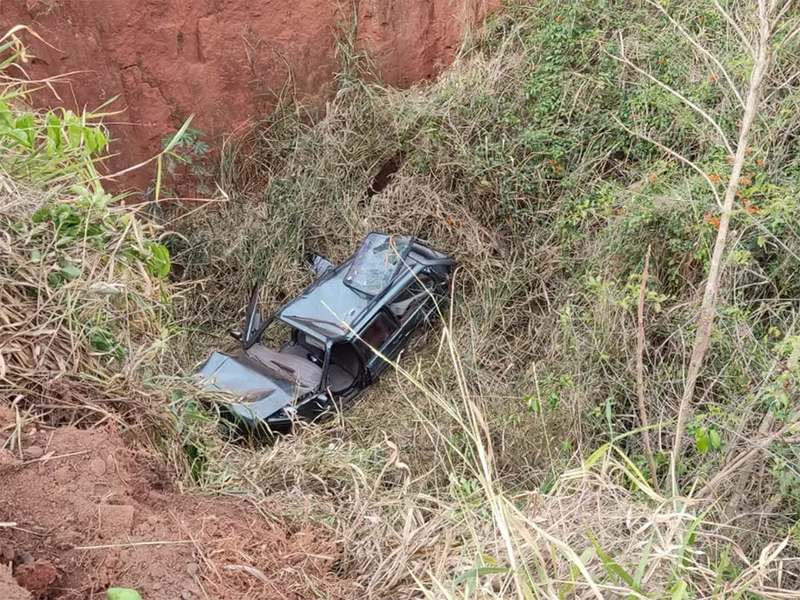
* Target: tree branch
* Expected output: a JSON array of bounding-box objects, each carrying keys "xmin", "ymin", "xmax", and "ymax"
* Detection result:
[
  {"xmin": 611, "ymin": 32, "xmax": 735, "ymax": 156},
  {"xmin": 713, "ymin": 0, "xmax": 756, "ymax": 56},
  {"xmin": 636, "ymin": 245, "xmax": 660, "ymax": 493},
  {"xmin": 612, "ymin": 116, "xmax": 724, "ymax": 209},
  {"xmin": 646, "ymin": 0, "xmax": 745, "ymax": 110}
]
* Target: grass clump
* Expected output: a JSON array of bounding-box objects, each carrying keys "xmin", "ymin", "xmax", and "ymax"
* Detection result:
[
  {"xmin": 0, "ymin": 28, "xmax": 187, "ymax": 445},
  {"xmin": 177, "ymin": 0, "xmax": 800, "ymax": 491}
]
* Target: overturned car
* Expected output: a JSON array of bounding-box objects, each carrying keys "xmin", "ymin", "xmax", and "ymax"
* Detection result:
[{"xmin": 195, "ymin": 233, "xmax": 454, "ymax": 434}]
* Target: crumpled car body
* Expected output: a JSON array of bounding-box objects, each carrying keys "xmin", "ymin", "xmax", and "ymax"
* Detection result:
[{"xmin": 194, "ymin": 233, "xmax": 454, "ymax": 435}]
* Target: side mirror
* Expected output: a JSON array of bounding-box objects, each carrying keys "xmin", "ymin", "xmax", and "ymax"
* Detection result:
[
  {"xmin": 306, "ymin": 253, "xmax": 335, "ymax": 278},
  {"xmin": 241, "ymin": 284, "xmax": 262, "ymax": 345}
]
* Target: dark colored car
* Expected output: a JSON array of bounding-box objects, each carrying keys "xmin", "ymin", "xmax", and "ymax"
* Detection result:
[{"xmin": 195, "ymin": 233, "xmax": 454, "ymax": 435}]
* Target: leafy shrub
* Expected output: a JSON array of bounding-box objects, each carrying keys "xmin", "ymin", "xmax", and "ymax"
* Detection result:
[{"xmin": 0, "ymin": 28, "xmax": 173, "ymax": 420}]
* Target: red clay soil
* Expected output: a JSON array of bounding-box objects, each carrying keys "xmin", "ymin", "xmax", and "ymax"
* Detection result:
[
  {"xmin": 1, "ymin": 0, "xmax": 499, "ymax": 191},
  {"xmin": 0, "ymin": 407, "xmax": 349, "ymax": 600}
]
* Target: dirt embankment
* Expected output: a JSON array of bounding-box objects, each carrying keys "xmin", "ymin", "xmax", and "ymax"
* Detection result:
[
  {"xmin": 2, "ymin": 0, "xmax": 498, "ymax": 191},
  {"xmin": 0, "ymin": 406, "xmax": 349, "ymax": 600}
]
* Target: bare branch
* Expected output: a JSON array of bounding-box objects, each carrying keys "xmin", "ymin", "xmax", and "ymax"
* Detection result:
[
  {"xmin": 775, "ymin": 20, "xmax": 800, "ymax": 54},
  {"xmin": 612, "ymin": 116, "xmax": 724, "ymax": 209},
  {"xmin": 612, "ymin": 32, "xmax": 735, "ymax": 156},
  {"xmin": 773, "ymin": 0, "xmax": 793, "ymax": 23},
  {"xmin": 672, "ymin": 0, "xmax": 775, "ymax": 496},
  {"xmin": 713, "ymin": 0, "xmax": 755, "ymax": 56},
  {"xmin": 698, "ymin": 412, "xmax": 800, "ymax": 499},
  {"xmin": 764, "ymin": 68, "xmax": 800, "ymax": 104},
  {"xmin": 646, "ymin": 0, "xmax": 745, "ymax": 109},
  {"xmin": 636, "ymin": 246, "xmax": 660, "ymax": 494}
]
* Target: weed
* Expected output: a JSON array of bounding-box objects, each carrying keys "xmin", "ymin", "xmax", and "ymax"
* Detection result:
[{"xmin": 171, "ymin": 0, "xmax": 800, "ymax": 595}]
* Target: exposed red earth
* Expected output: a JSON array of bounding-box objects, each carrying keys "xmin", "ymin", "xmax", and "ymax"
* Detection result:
[
  {"xmin": 0, "ymin": 406, "xmax": 350, "ymax": 599},
  {"xmin": 2, "ymin": 0, "xmax": 498, "ymax": 191}
]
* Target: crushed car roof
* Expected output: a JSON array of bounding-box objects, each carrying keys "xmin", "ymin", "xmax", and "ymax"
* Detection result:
[
  {"xmin": 277, "ymin": 261, "xmax": 372, "ymax": 339},
  {"xmin": 277, "ymin": 237, "xmax": 448, "ymax": 342}
]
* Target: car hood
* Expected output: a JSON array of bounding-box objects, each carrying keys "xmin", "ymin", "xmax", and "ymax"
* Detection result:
[{"xmin": 195, "ymin": 351, "xmax": 298, "ymax": 422}]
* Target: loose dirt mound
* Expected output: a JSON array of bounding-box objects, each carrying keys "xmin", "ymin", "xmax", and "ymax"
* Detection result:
[{"xmin": 0, "ymin": 409, "xmax": 347, "ymax": 600}]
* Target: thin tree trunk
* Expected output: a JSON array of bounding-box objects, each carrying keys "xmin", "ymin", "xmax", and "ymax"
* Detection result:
[{"xmin": 670, "ymin": 3, "xmax": 773, "ymax": 489}]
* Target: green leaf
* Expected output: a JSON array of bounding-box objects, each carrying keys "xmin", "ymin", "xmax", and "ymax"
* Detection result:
[
  {"xmin": 709, "ymin": 429, "xmax": 721, "ymax": 451},
  {"xmin": 455, "ymin": 565, "xmax": 513, "ymax": 595},
  {"xmin": 106, "ymin": 589, "xmax": 143, "ymax": 600},
  {"xmin": 0, "ymin": 101, "xmax": 13, "ymax": 128},
  {"xmin": 670, "ymin": 579, "xmax": 688, "ymax": 600},
  {"xmin": 162, "ymin": 116, "xmax": 195, "ymax": 153},
  {"xmin": 634, "ymin": 532, "xmax": 655, "ymax": 589},
  {"xmin": 695, "ymin": 426, "xmax": 710, "ymax": 453},
  {"xmin": 14, "ymin": 113, "xmax": 35, "ymax": 147},
  {"xmin": 46, "ymin": 113, "xmax": 62, "ymax": 153},
  {"xmin": 69, "ymin": 185, "xmax": 90, "ymax": 198},
  {"xmin": 95, "ymin": 128, "xmax": 108, "ymax": 152},
  {"xmin": 29, "ymin": 250, "xmax": 42, "ymax": 263},
  {"xmin": 145, "ymin": 242, "xmax": 171, "ymax": 279},
  {"xmin": 61, "ymin": 265, "xmax": 82, "ymax": 280},
  {"xmin": 454, "ymin": 566, "xmax": 512, "ymax": 585},
  {"xmin": 85, "ymin": 127, "xmax": 98, "ymax": 154},
  {"xmin": 586, "ymin": 529, "xmax": 635, "ymax": 587},
  {"xmin": 89, "ymin": 328, "xmax": 116, "ymax": 353},
  {"xmin": 477, "ymin": 554, "xmax": 499, "ymax": 567},
  {"xmin": 584, "ymin": 443, "xmax": 611, "ymax": 470},
  {"xmin": 561, "ymin": 546, "xmax": 597, "ymax": 599},
  {"xmin": 56, "ymin": 235, "xmax": 76, "ymax": 248},
  {"xmin": 67, "ymin": 122, "xmax": 82, "ymax": 148}
]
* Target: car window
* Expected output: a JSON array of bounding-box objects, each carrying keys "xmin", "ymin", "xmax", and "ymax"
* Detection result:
[
  {"xmin": 389, "ymin": 275, "xmax": 433, "ymax": 321},
  {"xmin": 358, "ymin": 311, "xmax": 398, "ymax": 357},
  {"xmin": 259, "ymin": 318, "xmax": 291, "ymax": 348}
]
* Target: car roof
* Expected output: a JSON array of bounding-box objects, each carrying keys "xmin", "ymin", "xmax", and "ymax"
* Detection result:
[
  {"xmin": 277, "ymin": 239, "xmax": 446, "ymax": 342},
  {"xmin": 277, "ymin": 259, "xmax": 372, "ymax": 340}
]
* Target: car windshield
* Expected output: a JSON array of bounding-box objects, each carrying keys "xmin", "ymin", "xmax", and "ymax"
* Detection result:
[{"xmin": 344, "ymin": 233, "xmax": 412, "ymax": 296}]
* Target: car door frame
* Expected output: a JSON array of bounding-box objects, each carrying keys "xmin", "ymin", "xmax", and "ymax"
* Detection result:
[{"xmin": 355, "ymin": 308, "xmax": 403, "ymax": 378}]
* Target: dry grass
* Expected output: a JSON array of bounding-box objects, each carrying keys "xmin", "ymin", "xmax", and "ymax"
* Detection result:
[
  {"xmin": 171, "ymin": 37, "xmax": 575, "ymax": 489},
  {"xmin": 189, "ymin": 326, "xmax": 800, "ymax": 598},
  {"xmin": 169, "ymin": 1, "xmax": 800, "ymax": 597},
  {"xmin": 0, "ymin": 178, "xmax": 184, "ymax": 434}
]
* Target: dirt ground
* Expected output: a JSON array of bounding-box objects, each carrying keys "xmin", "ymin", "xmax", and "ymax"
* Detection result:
[{"xmin": 0, "ymin": 406, "xmax": 349, "ymax": 600}]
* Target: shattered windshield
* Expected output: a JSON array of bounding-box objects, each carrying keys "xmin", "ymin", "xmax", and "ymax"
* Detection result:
[{"xmin": 344, "ymin": 233, "xmax": 412, "ymax": 296}]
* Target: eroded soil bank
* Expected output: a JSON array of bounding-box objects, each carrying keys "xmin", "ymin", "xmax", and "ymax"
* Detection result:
[{"xmin": 3, "ymin": 0, "xmax": 498, "ymax": 190}]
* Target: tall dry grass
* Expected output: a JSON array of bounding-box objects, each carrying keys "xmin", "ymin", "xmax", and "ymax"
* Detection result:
[
  {"xmin": 169, "ymin": 1, "xmax": 800, "ymax": 597},
  {"xmin": 0, "ymin": 28, "xmax": 208, "ymax": 485}
]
